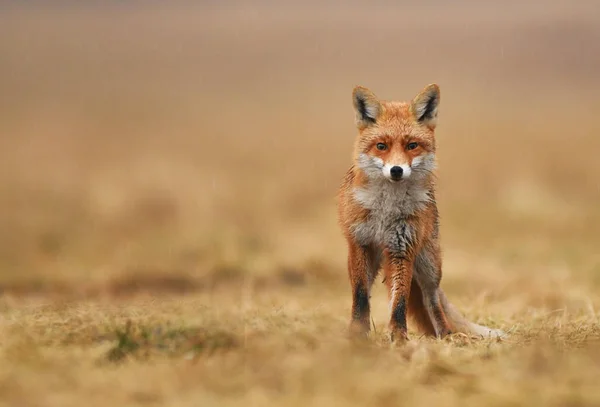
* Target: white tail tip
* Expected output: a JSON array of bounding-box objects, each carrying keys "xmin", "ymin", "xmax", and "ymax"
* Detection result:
[{"xmin": 470, "ymin": 323, "xmax": 507, "ymax": 339}]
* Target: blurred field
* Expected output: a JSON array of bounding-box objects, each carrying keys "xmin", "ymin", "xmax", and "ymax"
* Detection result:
[{"xmin": 1, "ymin": 1, "xmax": 600, "ymax": 406}]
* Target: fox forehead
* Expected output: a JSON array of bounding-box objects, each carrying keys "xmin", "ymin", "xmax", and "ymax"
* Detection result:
[
  {"xmin": 373, "ymin": 101, "xmax": 412, "ymax": 129},
  {"xmin": 358, "ymin": 102, "xmax": 430, "ymax": 140}
]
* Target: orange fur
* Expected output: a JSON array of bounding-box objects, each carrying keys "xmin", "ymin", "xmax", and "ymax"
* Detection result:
[{"xmin": 337, "ymin": 84, "xmax": 503, "ymax": 342}]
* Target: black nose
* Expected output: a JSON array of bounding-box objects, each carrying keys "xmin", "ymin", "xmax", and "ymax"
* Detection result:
[{"xmin": 390, "ymin": 166, "xmax": 403, "ymax": 180}]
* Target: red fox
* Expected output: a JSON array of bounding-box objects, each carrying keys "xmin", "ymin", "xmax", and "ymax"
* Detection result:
[{"xmin": 337, "ymin": 84, "xmax": 504, "ymax": 342}]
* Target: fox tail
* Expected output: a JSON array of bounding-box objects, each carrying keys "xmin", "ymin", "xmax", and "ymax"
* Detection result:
[{"xmin": 439, "ymin": 289, "xmax": 505, "ymax": 338}]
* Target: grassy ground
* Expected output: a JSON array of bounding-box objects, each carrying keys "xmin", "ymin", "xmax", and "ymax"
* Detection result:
[{"xmin": 1, "ymin": 2, "xmax": 600, "ymax": 406}]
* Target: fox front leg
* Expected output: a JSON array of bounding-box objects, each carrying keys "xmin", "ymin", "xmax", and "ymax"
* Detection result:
[
  {"xmin": 383, "ymin": 221, "xmax": 419, "ymax": 343},
  {"xmin": 384, "ymin": 253, "xmax": 414, "ymax": 343},
  {"xmin": 347, "ymin": 241, "xmax": 380, "ymax": 338}
]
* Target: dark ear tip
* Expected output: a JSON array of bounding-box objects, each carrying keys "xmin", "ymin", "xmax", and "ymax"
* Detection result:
[
  {"xmin": 352, "ymin": 86, "xmax": 369, "ymax": 99},
  {"xmin": 424, "ymin": 83, "xmax": 440, "ymax": 98}
]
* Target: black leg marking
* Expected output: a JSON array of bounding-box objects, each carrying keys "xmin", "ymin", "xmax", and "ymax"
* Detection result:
[
  {"xmin": 352, "ymin": 286, "xmax": 370, "ymax": 321},
  {"xmin": 391, "ymin": 296, "xmax": 407, "ymax": 330}
]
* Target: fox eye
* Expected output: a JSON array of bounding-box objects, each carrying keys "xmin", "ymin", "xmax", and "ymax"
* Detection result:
[
  {"xmin": 376, "ymin": 143, "xmax": 387, "ymax": 151},
  {"xmin": 406, "ymin": 142, "xmax": 419, "ymax": 150}
]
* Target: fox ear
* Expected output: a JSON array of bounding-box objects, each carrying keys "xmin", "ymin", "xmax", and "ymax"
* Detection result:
[
  {"xmin": 411, "ymin": 84, "xmax": 440, "ymax": 129},
  {"xmin": 352, "ymin": 86, "xmax": 381, "ymax": 128}
]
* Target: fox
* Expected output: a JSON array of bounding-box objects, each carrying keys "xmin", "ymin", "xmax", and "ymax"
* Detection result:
[{"xmin": 337, "ymin": 84, "xmax": 504, "ymax": 343}]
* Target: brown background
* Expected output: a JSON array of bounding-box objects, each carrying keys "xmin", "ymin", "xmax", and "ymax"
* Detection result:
[{"xmin": 1, "ymin": 1, "xmax": 599, "ymax": 405}]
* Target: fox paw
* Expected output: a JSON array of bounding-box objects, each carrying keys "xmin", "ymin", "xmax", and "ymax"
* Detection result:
[{"xmin": 390, "ymin": 329, "xmax": 409, "ymax": 345}]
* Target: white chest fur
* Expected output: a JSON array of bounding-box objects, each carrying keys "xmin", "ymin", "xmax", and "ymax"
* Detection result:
[{"xmin": 351, "ymin": 180, "xmax": 431, "ymax": 247}]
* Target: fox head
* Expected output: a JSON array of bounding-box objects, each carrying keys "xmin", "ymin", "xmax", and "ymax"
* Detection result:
[{"xmin": 351, "ymin": 84, "xmax": 440, "ymax": 183}]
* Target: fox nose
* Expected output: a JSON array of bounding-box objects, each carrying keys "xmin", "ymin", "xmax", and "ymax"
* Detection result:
[{"xmin": 390, "ymin": 166, "xmax": 403, "ymax": 180}]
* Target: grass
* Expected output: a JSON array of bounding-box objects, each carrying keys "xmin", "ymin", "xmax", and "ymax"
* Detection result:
[
  {"xmin": 1, "ymin": 285, "xmax": 599, "ymax": 406},
  {"xmin": 104, "ymin": 321, "xmax": 239, "ymax": 362},
  {"xmin": 1, "ymin": 1, "xmax": 600, "ymax": 406}
]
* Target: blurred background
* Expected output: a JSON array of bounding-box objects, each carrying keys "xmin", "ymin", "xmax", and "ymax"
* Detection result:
[{"xmin": 1, "ymin": 0, "xmax": 599, "ymax": 303}]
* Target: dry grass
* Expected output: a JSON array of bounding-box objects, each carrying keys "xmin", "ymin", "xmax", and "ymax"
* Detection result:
[{"xmin": 1, "ymin": 1, "xmax": 600, "ymax": 406}]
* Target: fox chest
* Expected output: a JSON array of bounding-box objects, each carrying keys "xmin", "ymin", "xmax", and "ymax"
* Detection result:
[{"xmin": 350, "ymin": 184, "xmax": 430, "ymax": 252}]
